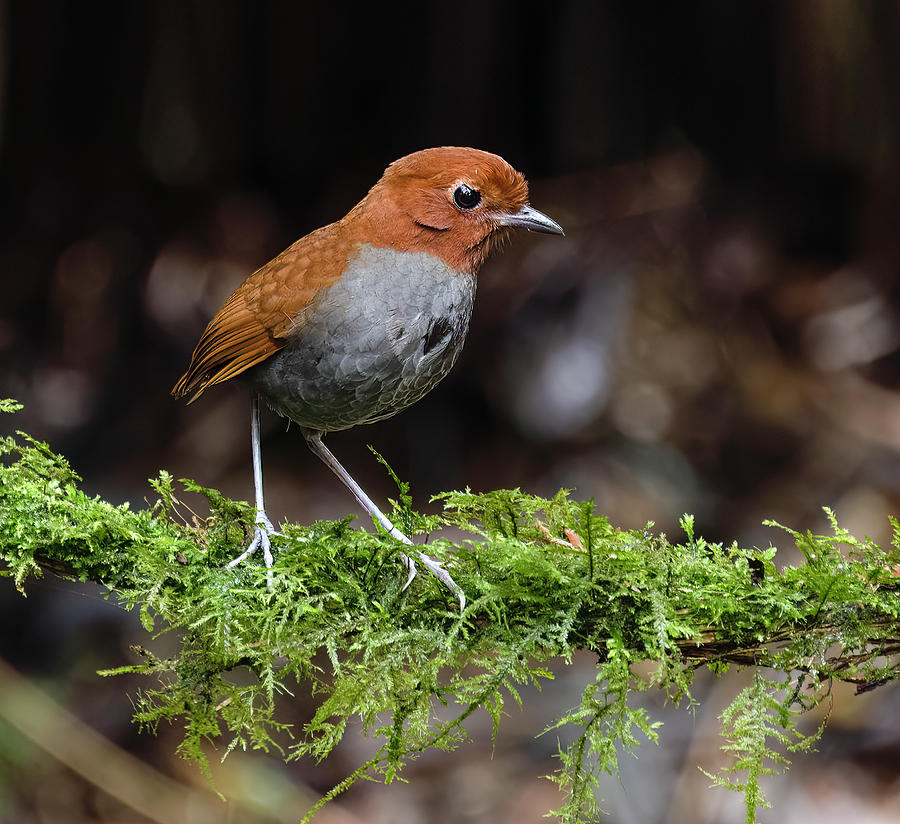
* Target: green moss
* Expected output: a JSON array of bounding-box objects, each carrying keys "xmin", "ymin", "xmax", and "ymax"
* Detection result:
[{"xmin": 1, "ymin": 400, "xmax": 898, "ymax": 823}]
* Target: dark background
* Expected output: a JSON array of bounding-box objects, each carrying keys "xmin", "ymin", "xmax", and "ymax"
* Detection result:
[{"xmin": 2, "ymin": 2, "xmax": 900, "ymax": 822}]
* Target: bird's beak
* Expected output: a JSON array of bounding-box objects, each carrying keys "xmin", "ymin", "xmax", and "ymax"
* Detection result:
[{"xmin": 499, "ymin": 204, "xmax": 565, "ymax": 236}]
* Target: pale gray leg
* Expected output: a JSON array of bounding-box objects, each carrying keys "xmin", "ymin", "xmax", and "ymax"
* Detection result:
[
  {"xmin": 228, "ymin": 393, "xmax": 276, "ymax": 589},
  {"xmin": 302, "ymin": 429, "xmax": 465, "ymax": 610}
]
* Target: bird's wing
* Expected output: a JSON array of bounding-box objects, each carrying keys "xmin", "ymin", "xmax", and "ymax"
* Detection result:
[
  {"xmin": 172, "ymin": 227, "xmax": 349, "ymax": 403},
  {"xmin": 171, "ymin": 287, "xmax": 282, "ymax": 402}
]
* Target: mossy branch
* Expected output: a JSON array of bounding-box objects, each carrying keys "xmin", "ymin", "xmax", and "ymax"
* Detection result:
[{"xmin": 2, "ymin": 399, "xmax": 899, "ymax": 824}]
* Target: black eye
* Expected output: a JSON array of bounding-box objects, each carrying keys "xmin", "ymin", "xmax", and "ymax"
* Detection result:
[{"xmin": 453, "ymin": 183, "xmax": 481, "ymax": 210}]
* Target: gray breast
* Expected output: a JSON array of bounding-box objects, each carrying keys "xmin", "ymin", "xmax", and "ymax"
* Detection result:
[{"xmin": 248, "ymin": 244, "xmax": 476, "ymax": 432}]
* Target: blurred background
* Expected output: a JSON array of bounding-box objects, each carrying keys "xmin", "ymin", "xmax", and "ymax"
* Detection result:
[{"xmin": 2, "ymin": 1, "xmax": 900, "ymax": 821}]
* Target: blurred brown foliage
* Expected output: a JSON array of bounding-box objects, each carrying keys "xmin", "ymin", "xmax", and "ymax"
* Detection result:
[{"xmin": 1, "ymin": 2, "xmax": 900, "ymax": 822}]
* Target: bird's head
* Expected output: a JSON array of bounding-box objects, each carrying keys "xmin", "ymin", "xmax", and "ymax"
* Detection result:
[{"xmin": 353, "ymin": 147, "xmax": 564, "ymax": 273}]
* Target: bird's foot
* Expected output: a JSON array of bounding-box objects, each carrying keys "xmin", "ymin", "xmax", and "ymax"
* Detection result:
[
  {"xmin": 388, "ymin": 524, "xmax": 465, "ymax": 611},
  {"xmin": 413, "ymin": 548, "xmax": 466, "ymax": 612},
  {"xmin": 228, "ymin": 511, "xmax": 278, "ymax": 589},
  {"xmin": 398, "ymin": 552, "xmax": 418, "ymax": 591}
]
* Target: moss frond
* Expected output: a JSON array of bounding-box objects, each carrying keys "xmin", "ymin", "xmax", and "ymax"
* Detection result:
[{"xmin": 2, "ymin": 400, "xmax": 898, "ymax": 824}]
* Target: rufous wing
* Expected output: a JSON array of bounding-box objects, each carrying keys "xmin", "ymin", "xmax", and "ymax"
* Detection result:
[
  {"xmin": 172, "ymin": 226, "xmax": 351, "ymax": 403},
  {"xmin": 171, "ymin": 287, "xmax": 284, "ymax": 402}
]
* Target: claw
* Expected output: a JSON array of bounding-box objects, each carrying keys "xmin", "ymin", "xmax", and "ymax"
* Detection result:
[{"xmin": 399, "ymin": 553, "xmax": 418, "ymax": 591}]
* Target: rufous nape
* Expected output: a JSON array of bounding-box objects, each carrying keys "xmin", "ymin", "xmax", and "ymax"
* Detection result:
[{"xmin": 173, "ymin": 147, "xmax": 564, "ymax": 608}]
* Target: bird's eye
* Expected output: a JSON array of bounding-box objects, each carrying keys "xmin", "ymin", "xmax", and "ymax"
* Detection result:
[{"xmin": 453, "ymin": 183, "xmax": 481, "ymax": 210}]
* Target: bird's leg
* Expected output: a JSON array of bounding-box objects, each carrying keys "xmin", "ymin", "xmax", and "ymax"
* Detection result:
[
  {"xmin": 301, "ymin": 429, "xmax": 465, "ymax": 610},
  {"xmin": 302, "ymin": 429, "xmax": 416, "ymax": 588},
  {"xmin": 227, "ymin": 393, "xmax": 276, "ymax": 589}
]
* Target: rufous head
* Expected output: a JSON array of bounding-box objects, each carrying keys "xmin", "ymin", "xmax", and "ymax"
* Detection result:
[{"xmin": 350, "ymin": 147, "xmax": 563, "ymax": 273}]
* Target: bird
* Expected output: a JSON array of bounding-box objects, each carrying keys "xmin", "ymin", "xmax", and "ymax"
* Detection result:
[{"xmin": 172, "ymin": 146, "xmax": 564, "ymax": 608}]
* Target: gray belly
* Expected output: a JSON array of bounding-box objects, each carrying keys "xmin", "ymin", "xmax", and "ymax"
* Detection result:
[{"xmin": 248, "ymin": 244, "xmax": 476, "ymax": 432}]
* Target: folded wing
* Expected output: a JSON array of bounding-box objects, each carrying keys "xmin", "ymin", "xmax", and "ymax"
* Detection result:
[{"xmin": 172, "ymin": 225, "xmax": 350, "ymax": 403}]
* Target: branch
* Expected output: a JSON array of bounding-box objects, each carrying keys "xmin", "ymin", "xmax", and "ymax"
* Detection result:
[{"xmin": 2, "ymin": 402, "xmax": 898, "ymax": 824}]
